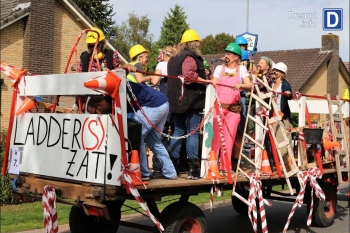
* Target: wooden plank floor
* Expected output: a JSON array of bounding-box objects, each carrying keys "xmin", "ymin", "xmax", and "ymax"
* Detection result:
[{"xmin": 134, "ymin": 168, "xmax": 338, "ymax": 190}]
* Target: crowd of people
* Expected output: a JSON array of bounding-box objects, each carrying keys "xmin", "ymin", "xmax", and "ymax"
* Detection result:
[{"xmin": 80, "ymin": 27, "xmax": 293, "ymax": 181}]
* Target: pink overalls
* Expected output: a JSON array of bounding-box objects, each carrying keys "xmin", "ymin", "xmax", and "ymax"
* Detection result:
[{"xmin": 212, "ymin": 65, "xmax": 241, "ymax": 171}]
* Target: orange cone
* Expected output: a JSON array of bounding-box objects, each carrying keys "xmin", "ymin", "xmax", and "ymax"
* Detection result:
[
  {"xmin": 16, "ymin": 97, "xmax": 35, "ymax": 116},
  {"xmin": 261, "ymin": 150, "xmax": 272, "ymax": 173},
  {"xmin": 0, "ymin": 61, "xmax": 28, "ymax": 83},
  {"xmin": 122, "ymin": 150, "xmax": 148, "ymax": 186},
  {"xmin": 84, "ymin": 70, "xmax": 121, "ymax": 98},
  {"xmin": 323, "ymin": 141, "xmax": 340, "ymax": 150},
  {"xmin": 206, "ymin": 151, "xmax": 225, "ymax": 179}
]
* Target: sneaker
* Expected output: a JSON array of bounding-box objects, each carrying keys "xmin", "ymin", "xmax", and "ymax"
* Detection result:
[
  {"xmin": 142, "ymin": 176, "xmax": 150, "ymax": 181},
  {"xmin": 166, "ymin": 175, "xmax": 177, "ymax": 180},
  {"xmin": 151, "ymin": 171, "xmax": 165, "ymax": 179}
]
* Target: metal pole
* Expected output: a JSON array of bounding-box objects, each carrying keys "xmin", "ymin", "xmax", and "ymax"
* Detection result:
[{"xmin": 246, "ymin": 0, "xmax": 249, "ymax": 32}]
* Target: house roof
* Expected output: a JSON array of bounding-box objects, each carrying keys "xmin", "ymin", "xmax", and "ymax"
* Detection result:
[
  {"xmin": 0, "ymin": 0, "xmax": 128, "ymax": 63},
  {"xmin": 0, "ymin": 1, "xmax": 30, "ymax": 29},
  {"xmin": 203, "ymin": 48, "xmax": 337, "ymax": 91},
  {"xmin": 343, "ymin": 62, "xmax": 350, "ymax": 73}
]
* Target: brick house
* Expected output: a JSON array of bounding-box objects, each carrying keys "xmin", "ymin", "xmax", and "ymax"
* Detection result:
[
  {"xmin": 0, "ymin": 0, "xmax": 126, "ymax": 130},
  {"xmin": 204, "ymin": 33, "xmax": 350, "ymax": 98}
]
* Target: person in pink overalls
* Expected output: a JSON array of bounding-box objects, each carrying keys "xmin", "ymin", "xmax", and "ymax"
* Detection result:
[{"xmin": 211, "ymin": 43, "xmax": 252, "ymax": 176}]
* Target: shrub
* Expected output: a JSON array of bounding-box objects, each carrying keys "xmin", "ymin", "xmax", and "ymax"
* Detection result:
[
  {"xmin": 0, "ymin": 131, "xmax": 19, "ymax": 205},
  {"xmin": 0, "ymin": 128, "xmax": 7, "ymax": 153}
]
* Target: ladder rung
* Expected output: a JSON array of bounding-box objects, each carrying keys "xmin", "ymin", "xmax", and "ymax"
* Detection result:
[
  {"xmin": 277, "ymin": 141, "xmax": 290, "ymax": 149},
  {"xmin": 239, "ymin": 153, "xmax": 256, "ymax": 166},
  {"xmin": 250, "ymin": 93, "xmax": 271, "ymax": 110},
  {"xmin": 341, "ymin": 168, "xmax": 349, "ymax": 172},
  {"xmin": 334, "ymin": 134, "xmax": 344, "ymax": 139},
  {"xmin": 337, "ymin": 151, "xmax": 347, "ymax": 156},
  {"xmin": 244, "ymin": 133, "xmax": 264, "ymax": 149},
  {"xmin": 285, "ymin": 168, "xmax": 299, "ymax": 178},
  {"xmin": 247, "ymin": 114, "xmax": 268, "ymax": 130},
  {"xmin": 258, "ymin": 93, "xmax": 272, "ymax": 100}
]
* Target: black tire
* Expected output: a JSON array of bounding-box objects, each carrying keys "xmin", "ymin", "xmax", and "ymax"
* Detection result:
[
  {"xmin": 69, "ymin": 204, "xmax": 120, "ymax": 233},
  {"xmin": 307, "ymin": 183, "xmax": 337, "ymax": 227},
  {"xmin": 231, "ymin": 189, "xmax": 250, "ymax": 216},
  {"xmin": 161, "ymin": 202, "xmax": 208, "ymax": 233}
]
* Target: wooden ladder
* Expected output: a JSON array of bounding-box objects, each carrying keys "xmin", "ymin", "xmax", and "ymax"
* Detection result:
[
  {"xmin": 326, "ymin": 94, "xmax": 350, "ymax": 183},
  {"xmin": 232, "ymin": 75, "xmax": 299, "ymax": 197}
]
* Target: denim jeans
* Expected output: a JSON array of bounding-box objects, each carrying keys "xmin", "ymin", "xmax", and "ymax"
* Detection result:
[
  {"xmin": 134, "ymin": 102, "xmax": 177, "ymax": 178},
  {"xmin": 170, "ymin": 110, "xmax": 202, "ymax": 160}
]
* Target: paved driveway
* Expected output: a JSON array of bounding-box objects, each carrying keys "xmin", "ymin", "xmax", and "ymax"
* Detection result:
[{"xmin": 17, "ymin": 184, "xmax": 349, "ymax": 233}]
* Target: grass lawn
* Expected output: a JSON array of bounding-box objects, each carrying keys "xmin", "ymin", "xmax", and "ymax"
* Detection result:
[{"xmin": 0, "ymin": 190, "xmax": 233, "ymax": 233}]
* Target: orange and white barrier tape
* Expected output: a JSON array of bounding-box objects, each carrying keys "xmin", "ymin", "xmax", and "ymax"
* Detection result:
[
  {"xmin": 214, "ymin": 99, "xmax": 233, "ymax": 183},
  {"xmin": 283, "ymin": 167, "xmax": 325, "ymax": 233},
  {"xmin": 42, "ymin": 185, "xmax": 58, "ymax": 233},
  {"xmin": 118, "ymin": 164, "xmax": 164, "ymax": 232}
]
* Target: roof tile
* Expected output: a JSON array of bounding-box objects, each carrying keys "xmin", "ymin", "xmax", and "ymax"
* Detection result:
[{"xmin": 0, "ymin": 0, "xmax": 20, "ymax": 20}]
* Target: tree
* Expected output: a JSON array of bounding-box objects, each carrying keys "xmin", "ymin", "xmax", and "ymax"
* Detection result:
[
  {"xmin": 112, "ymin": 12, "xmax": 153, "ymax": 62},
  {"xmin": 200, "ymin": 33, "xmax": 236, "ymax": 55},
  {"xmin": 148, "ymin": 4, "xmax": 189, "ymax": 70},
  {"xmin": 73, "ymin": 0, "xmax": 116, "ymax": 38}
]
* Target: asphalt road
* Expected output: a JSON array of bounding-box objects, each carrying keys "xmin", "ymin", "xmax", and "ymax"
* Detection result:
[{"xmin": 19, "ymin": 185, "xmax": 349, "ymax": 233}]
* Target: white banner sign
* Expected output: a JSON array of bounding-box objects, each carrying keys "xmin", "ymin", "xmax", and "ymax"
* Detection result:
[
  {"xmin": 243, "ymin": 34, "xmax": 256, "ymax": 52},
  {"xmin": 10, "ymin": 113, "xmax": 122, "ymax": 185}
]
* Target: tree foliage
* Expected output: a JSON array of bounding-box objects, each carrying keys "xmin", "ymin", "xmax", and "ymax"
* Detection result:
[
  {"xmin": 200, "ymin": 33, "xmax": 236, "ymax": 55},
  {"xmin": 73, "ymin": 0, "xmax": 116, "ymax": 38},
  {"xmin": 112, "ymin": 12, "xmax": 153, "ymax": 61},
  {"xmin": 148, "ymin": 4, "xmax": 189, "ymax": 70}
]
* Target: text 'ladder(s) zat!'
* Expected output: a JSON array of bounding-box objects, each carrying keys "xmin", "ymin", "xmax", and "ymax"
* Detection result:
[
  {"xmin": 232, "ymin": 74, "xmax": 300, "ymax": 199},
  {"xmin": 326, "ymin": 94, "xmax": 350, "ymax": 184}
]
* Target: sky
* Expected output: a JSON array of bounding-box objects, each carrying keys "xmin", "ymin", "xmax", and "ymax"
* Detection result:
[{"xmin": 110, "ymin": 0, "xmax": 349, "ymax": 61}]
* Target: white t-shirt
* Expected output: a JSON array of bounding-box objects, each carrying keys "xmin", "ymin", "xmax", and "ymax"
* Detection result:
[
  {"xmin": 274, "ymin": 84, "xmax": 282, "ymax": 111},
  {"xmin": 155, "ymin": 61, "xmax": 168, "ymax": 76},
  {"xmin": 213, "ymin": 65, "xmax": 249, "ymax": 83}
]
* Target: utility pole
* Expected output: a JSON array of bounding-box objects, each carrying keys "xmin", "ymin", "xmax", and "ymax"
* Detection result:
[{"xmin": 246, "ymin": 0, "xmax": 249, "ymax": 32}]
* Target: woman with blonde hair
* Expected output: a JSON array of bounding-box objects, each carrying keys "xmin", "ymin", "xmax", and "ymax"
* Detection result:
[
  {"xmin": 211, "ymin": 43, "xmax": 252, "ymax": 176},
  {"xmin": 167, "ymin": 29, "xmax": 211, "ymax": 179},
  {"xmin": 154, "ymin": 46, "xmax": 175, "ymax": 94}
]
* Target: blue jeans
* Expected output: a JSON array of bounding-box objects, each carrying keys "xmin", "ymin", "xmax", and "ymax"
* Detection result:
[
  {"xmin": 134, "ymin": 102, "xmax": 176, "ymax": 178},
  {"xmin": 170, "ymin": 110, "xmax": 201, "ymax": 160},
  {"xmin": 238, "ymin": 97, "xmax": 246, "ymax": 132}
]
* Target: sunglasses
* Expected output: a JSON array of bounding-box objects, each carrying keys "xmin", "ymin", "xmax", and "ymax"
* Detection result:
[{"xmin": 88, "ymin": 43, "xmax": 101, "ymax": 48}]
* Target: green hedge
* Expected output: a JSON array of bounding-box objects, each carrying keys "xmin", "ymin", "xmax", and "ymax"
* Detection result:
[{"xmin": 0, "ymin": 129, "xmax": 18, "ymax": 205}]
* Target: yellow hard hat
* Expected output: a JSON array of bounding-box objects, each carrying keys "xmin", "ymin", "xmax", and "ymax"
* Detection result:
[
  {"xmin": 343, "ymin": 88, "xmax": 349, "ymax": 100},
  {"xmin": 86, "ymin": 27, "xmax": 105, "ymax": 44},
  {"xmin": 129, "ymin": 44, "xmax": 149, "ymax": 60},
  {"xmin": 181, "ymin": 29, "xmax": 201, "ymax": 43}
]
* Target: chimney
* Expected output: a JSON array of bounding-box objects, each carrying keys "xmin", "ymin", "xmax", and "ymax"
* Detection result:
[
  {"xmin": 22, "ymin": 0, "xmax": 55, "ymax": 75},
  {"xmin": 322, "ymin": 33, "xmax": 339, "ymax": 97}
]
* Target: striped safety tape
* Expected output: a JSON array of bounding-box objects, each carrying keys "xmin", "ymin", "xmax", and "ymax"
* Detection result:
[
  {"xmin": 42, "ymin": 185, "xmax": 58, "ymax": 233},
  {"xmin": 283, "ymin": 167, "xmax": 325, "ymax": 233}
]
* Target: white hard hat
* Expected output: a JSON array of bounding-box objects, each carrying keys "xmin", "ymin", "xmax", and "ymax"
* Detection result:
[
  {"xmin": 271, "ymin": 61, "xmax": 275, "ymax": 70},
  {"xmin": 273, "ymin": 62, "xmax": 288, "ymax": 74}
]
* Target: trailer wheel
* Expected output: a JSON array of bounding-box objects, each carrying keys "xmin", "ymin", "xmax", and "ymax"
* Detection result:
[
  {"xmin": 307, "ymin": 183, "xmax": 337, "ymax": 227},
  {"xmin": 231, "ymin": 189, "xmax": 249, "ymax": 216},
  {"xmin": 161, "ymin": 202, "xmax": 208, "ymax": 233},
  {"xmin": 69, "ymin": 205, "xmax": 120, "ymax": 233}
]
